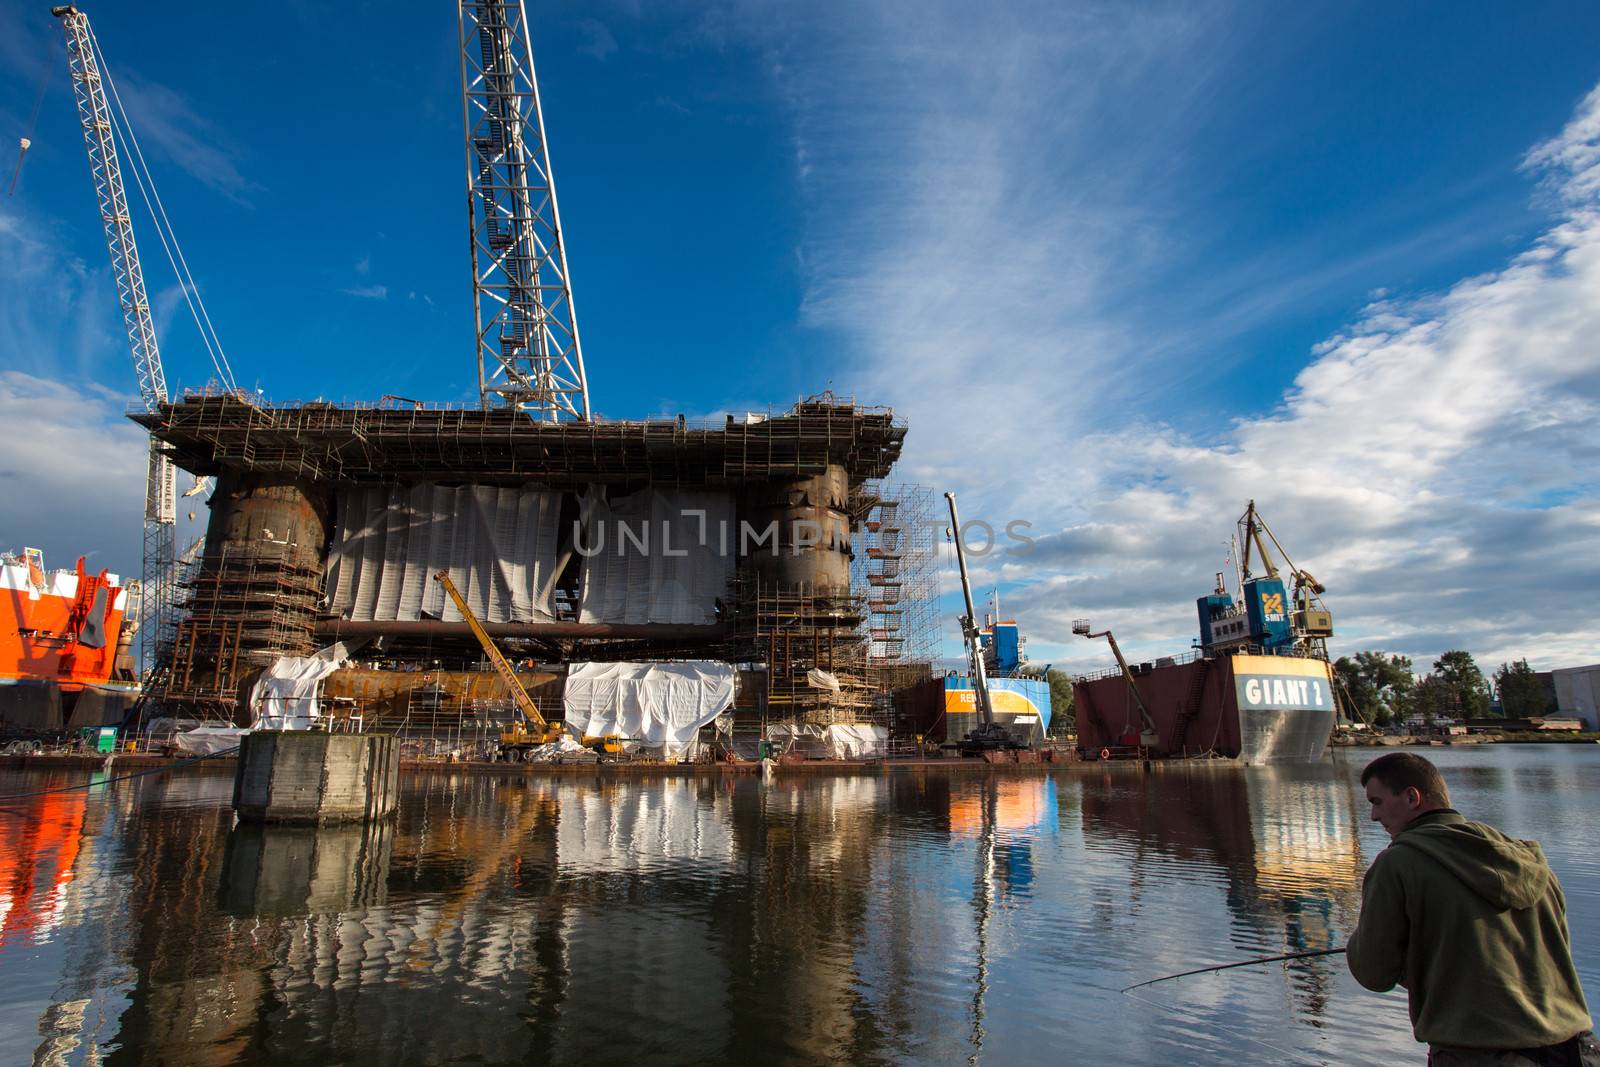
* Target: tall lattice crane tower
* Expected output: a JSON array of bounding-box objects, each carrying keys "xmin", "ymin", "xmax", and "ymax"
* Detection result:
[
  {"xmin": 54, "ymin": 5, "xmax": 177, "ymax": 672},
  {"xmin": 458, "ymin": 0, "xmax": 590, "ymax": 421}
]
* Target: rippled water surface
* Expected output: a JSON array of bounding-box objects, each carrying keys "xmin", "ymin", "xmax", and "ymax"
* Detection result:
[{"xmin": 1, "ymin": 745, "xmax": 1596, "ymax": 1065}]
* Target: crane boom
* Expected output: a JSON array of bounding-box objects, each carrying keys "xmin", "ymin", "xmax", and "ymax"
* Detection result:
[
  {"xmin": 432, "ymin": 571, "xmax": 551, "ymax": 731},
  {"xmin": 55, "ymin": 6, "xmax": 166, "ymax": 411},
  {"xmin": 54, "ymin": 4, "xmax": 178, "ymax": 674}
]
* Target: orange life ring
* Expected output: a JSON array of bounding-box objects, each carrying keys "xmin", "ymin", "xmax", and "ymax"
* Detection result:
[{"xmin": 1099, "ymin": 747, "xmax": 1111, "ymax": 761}]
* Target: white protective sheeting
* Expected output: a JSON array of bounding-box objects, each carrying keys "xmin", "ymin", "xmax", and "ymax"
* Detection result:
[
  {"xmin": 171, "ymin": 726, "xmax": 249, "ymax": 755},
  {"xmin": 577, "ymin": 488, "xmax": 734, "ymax": 625},
  {"xmin": 248, "ymin": 655, "xmax": 341, "ymax": 730},
  {"xmin": 563, "ymin": 661, "xmax": 735, "ymax": 762},
  {"xmin": 326, "ymin": 484, "xmax": 564, "ymax": 623},
  {"xmin": 247, "ymin": 640, "xmax": 365, "ymax": 731},
  {"xmin": 765, "ymin": 723, "xmax": 888, "ymax": 760},
  {"xmin": 807, "ymin": 668, "xmax": 841, "ymax": 692}
]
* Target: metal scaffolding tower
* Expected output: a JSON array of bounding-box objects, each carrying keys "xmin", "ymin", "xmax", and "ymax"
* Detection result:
[
  {"xmin": 458, "ymin": 0, "xmax": 589, "ymax": 421},
  {"xmin": 858, "ymin": 484, "xmax": 939, "ymax": 668}
]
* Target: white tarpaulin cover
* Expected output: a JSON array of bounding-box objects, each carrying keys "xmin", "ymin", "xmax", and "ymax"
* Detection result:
[
  {"xmin": 577, "ymin": 488, "xmax": 735, "ymax": 625},
  {"xmin": 563, "ymin": 661, "xmax": 735, "ymax": 761},
  {"xmin": 807, "ymin": 668, "xmax": 841, "ymax": 692},
  {"xmin": 247, "ymin": 640, "xmax": 363, "ymax": 731},
  {"xmin": 249, "ymin": 657, "xmax": 342, "ymax": 730},
  {"xmin": 766, "ymin": 723, "xmax": 888, "ymax": 759},
  {"xmin": 326, "ymin": 484, "xmax": 564, "ymax": 623},
  {"xmin": 171, "ymin": 725, "xmax": 249, "ymax": 755}
]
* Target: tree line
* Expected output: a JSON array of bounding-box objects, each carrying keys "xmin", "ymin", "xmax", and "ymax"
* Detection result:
[
  {"xmin": 1333, "ymin": 651, "xmax": 1557, "ymax": 727},
  {"xmin": 1039, "ymin": 653, "xmax": 1554, "ymax": 736}
]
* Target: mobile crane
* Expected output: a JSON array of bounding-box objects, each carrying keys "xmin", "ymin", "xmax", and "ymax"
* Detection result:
[
  {"xmin": 944, "ymin": 492, "xmax": 1021, "ymax": 756},
  {"xmin": 431, "ymin": 572, "xmax": 566, "ymax": 758},
  {"xmin": 431, "ymin": 572, "xmax": 622, "ymax": 760}
]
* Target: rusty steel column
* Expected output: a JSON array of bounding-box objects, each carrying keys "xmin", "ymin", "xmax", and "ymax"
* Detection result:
[
  {"xmin": 739, "ymin": 465, "xmax": 852, "ymax": 592},
  {"xmin": 161, "ymin": 474, "xmax": 333, "ymax": 722}
]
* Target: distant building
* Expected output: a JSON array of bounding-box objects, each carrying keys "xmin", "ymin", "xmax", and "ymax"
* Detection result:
[
  {"xmin": 1551, "ymin": 665, "xmax": 1600, "ymax": 730},
  {"xmin": 1466, "ymin": 717, "xmax": 1583, "ymax": 734}
]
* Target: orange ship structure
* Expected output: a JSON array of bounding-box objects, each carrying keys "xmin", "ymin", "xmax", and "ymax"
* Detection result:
[{"xmin": 1, "ymin": 549, "xmax": 140, "ymax": 735}]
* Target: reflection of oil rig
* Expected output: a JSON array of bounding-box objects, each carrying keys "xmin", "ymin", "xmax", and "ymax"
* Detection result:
[
  {"xmin": 1081, "ymin": 762, "xmax": 1367, "ymax": 1024},
  {"xmin": 49, "ymin": 3, "xmax": 943, "ymax": 759},
  {"xmin": 1074, "ymin": 502, "xmax": 1338, "ymax": 764}
]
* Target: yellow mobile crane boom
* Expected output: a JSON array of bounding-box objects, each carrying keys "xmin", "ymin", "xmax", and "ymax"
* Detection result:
[{"xmin": 432, "ymin": 571, "xmax": 564, "ymax": 748}]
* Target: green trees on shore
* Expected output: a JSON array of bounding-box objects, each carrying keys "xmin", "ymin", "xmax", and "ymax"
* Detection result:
[
  {"xmin": 1046, "ymin": 669, "xmax": 1075, "ymax": 736},
  {"xmin": 1493, "ymin": 659, "xmax": 1558, "ymax": 717},
  {"xmin": 1334, "ymin": 652, "xmax": 1416, "ymax": 726},
  {"xmin": 1334, "ymin": 648, "xmax": 1500, "ymax": 726}
]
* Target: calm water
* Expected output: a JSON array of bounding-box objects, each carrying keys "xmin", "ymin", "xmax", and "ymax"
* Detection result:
[{"xmin": 1, "ymin": 745, "xmax": 1596, "ymax": 1066}]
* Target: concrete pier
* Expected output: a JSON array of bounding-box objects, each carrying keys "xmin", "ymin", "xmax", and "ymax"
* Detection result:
[{"xmin": 233, "ymin": 732, "xmax": 400, "ymax": 824}]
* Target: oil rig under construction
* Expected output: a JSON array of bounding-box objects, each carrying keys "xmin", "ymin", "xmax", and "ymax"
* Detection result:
[
  {"xmin": 136, "ymin": 397, "xmax": 942, "ymax": 758},
  {"xmin": 45, "ymin": 2, "xmax": 944, "ymax": 761}
]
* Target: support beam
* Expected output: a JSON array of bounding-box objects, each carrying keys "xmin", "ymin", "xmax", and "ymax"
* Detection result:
[{"xmin": 314, "ymin": 620, "xmax": 730, "ymax": 641}]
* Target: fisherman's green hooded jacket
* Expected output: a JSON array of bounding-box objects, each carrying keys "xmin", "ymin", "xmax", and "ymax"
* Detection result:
[{"xmin": 1347, "ymin": 809, "xmax": 1593, "ymax": 1049}]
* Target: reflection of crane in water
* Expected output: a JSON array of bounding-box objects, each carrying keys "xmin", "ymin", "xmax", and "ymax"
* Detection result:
[
  {"xmin": 968, "ymin": 776, "xmax": 996, "ymax": 1066},
  {"xmin": 406, "ymin": 782, "xmax": 561, "ymax": 968}
]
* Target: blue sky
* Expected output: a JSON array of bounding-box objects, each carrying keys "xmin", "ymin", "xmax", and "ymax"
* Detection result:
[{"xmin": 3, "ymin": 1, "xmax": 1599, "ymax": 675}]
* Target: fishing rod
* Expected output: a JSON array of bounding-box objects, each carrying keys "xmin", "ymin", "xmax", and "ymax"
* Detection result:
[{"xmin": 1121, "ymin": 947, "xmax": 1346, "ymax": 993}]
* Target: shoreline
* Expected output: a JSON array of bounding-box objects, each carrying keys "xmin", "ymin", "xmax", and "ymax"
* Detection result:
[
  {"xmin": 1332, "ymin": 732, "xmax": 1600, "ymax": 747},
  {"xmin": 1, "ymin": 735, "xmax": 1594, "ymax": 780}
]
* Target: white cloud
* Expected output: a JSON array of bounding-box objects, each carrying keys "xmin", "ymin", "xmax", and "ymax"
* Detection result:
[
  {"xmin": 0, "ymin": 372, "xmax": 146, "ymax": 570},
  {"xmin": 996, "ymin": 86, "xmax": 1600, "ymax": 673},
  {"xmin": 730, "ymin": 4, "xmax": 1600, "ymax": 675}
]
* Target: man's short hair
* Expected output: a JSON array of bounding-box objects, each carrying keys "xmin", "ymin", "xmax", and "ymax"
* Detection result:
[{"xmin": 1361, "ymin": 752, "xmax": 1450, "ymax": 806}]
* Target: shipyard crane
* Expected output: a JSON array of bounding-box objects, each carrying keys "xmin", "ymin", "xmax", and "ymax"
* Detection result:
[
  {"xmin": 54, "ymin": 5, "xmax": 175, "ymax": 675},
  {"xmin": 1237, "ymin": 500, "xmax": 1334, "ymax": 656},
  {"xmin": 53, "ymin": 6, "xmax": 235, "ymax": 673},
  {"xmin": 458, "ymin": 0, "xmax": 590, "ymax": 421}
]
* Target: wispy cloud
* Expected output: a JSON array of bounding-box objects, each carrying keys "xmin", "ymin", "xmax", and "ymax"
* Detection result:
[
  {"xmin": 341, "ymin": 284, "xmax": 389, "ymax": 300},
  {"xmin": 990, "ymin": 84, "xmax": 1600, "ymax": 671},
  {"xmin": 575, "ymin": 17, "xmax": 619, "ymax": 61},
  {"xmin": 115, "ymin": 72, "xmax": 259, "ymax": 205}
]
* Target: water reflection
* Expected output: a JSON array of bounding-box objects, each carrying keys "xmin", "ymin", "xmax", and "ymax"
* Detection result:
[
  {"xmin": 0, "ymin": 786, "xmax": 88, "ymax": 947},
  {"xmin": 1080, "ymin": 762, "xmax": 1367, "ymax": 1027},
  {"xmin": 219, "ymin": 821, "xmax": 392, "ymax": 916},
  {"xmin": 0, "ymin": 749, "xmax": 1595, "ymax": 1066}
]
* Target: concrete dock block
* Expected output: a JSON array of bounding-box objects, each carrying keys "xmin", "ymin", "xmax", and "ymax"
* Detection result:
[{"xmin": 233, "ymin": 732, "xmax": 400, "ymax": 824}]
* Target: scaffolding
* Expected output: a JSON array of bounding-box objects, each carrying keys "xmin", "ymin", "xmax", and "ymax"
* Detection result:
[
  {"xmin": 156, "ymin": 543, "xmax": 321, "ymax": 716},
  {"xmin": 134, "ymin": 392, "xmax": 905, "ymax": 488},
  {"xmin": 320, "ymin": 667, "xmax": 564, "ymax": 757},
  {"xmin": 857, "ymin": 483, "xmax": 939, "ymax": 668},
  {"xmin": 130, "ymin": 392, "xmax": 931, "ymax": 740},
  {"xmin": 733, "ymin": 577, "xmax": 876, "ymax": 726}
]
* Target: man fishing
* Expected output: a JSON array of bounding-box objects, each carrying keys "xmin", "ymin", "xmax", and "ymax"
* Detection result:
[{"xmin": 1348, "ymin": 752, "xmax": 1598, "ymax": 1066}]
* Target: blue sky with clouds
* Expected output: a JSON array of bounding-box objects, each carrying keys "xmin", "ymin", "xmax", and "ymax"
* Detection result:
[{"xmin": 3, "ymin": 1, "xmax": 1598, "ymax": 675}]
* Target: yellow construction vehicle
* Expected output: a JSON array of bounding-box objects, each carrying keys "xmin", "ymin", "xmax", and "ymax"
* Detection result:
[
  {"xmin": 581, "ymin": 734, "xmax": 624, "ymax": 757},
  {"xmin": 432, "ymin": 572, "xmax": 565, "ymax": 759}
]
